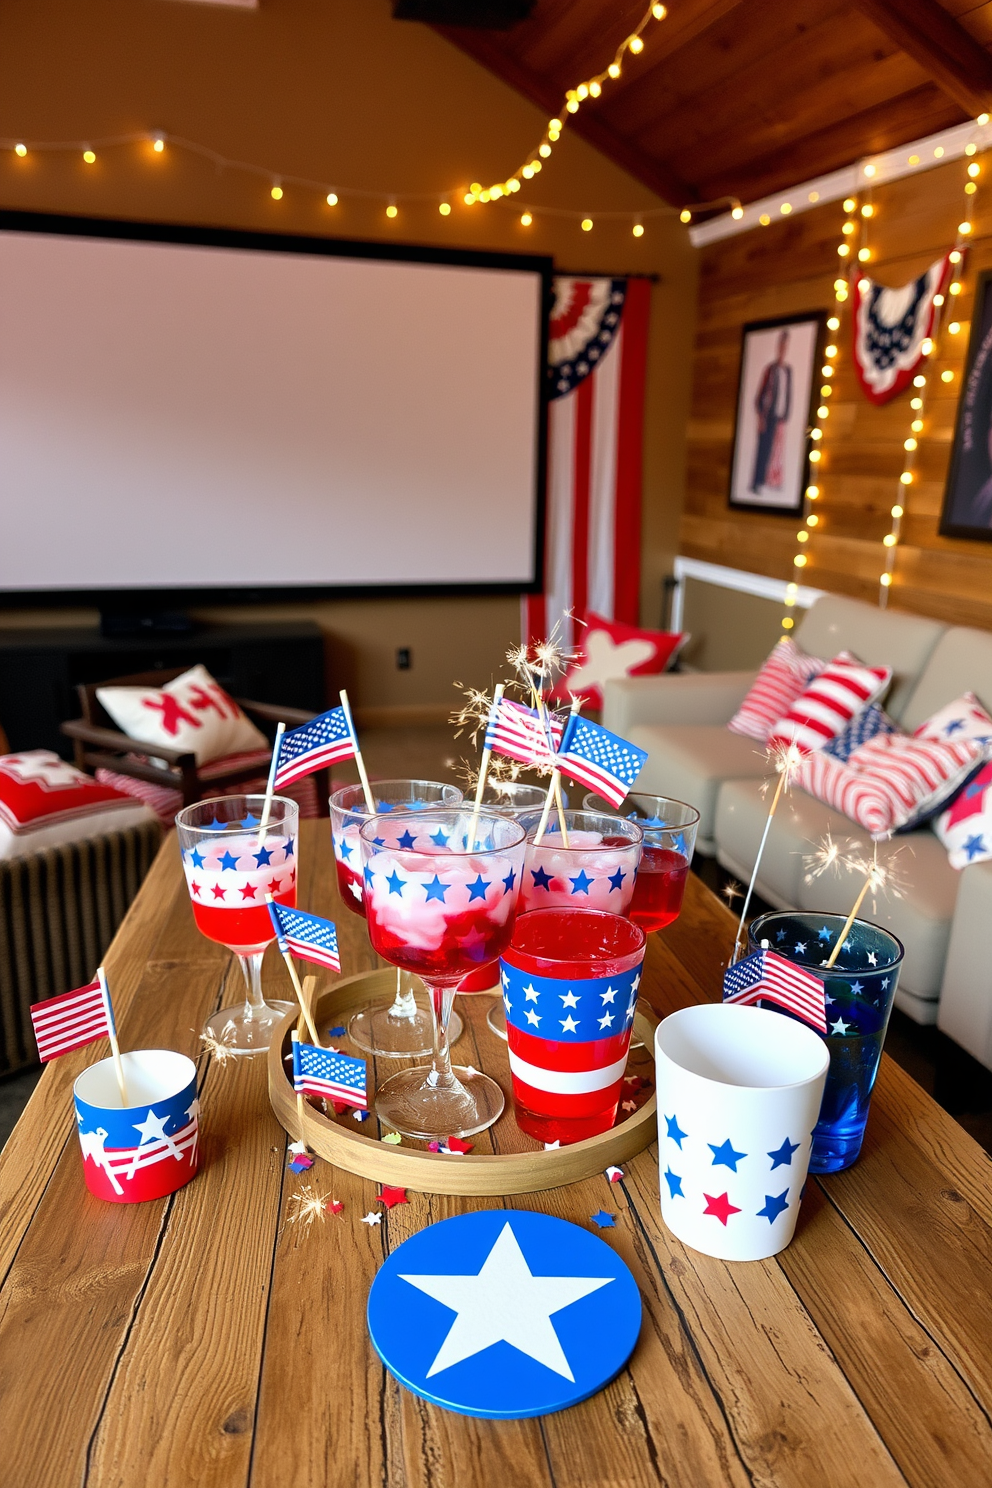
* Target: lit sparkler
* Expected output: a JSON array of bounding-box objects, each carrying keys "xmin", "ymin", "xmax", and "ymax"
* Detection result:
[
  {"xmin": 733, "ymin": 736, "xmax": 806, "ymax": 961},
  {"xmin": 823, "ymin": 842, "xmax": 907, "ymax": 968},
  {"xmin": 721, "ymin": 878, "xmax": 743, "ymax": 908},
  {"xmin": 198, "ymin": 1023, "xmax": 237, "ymax": 1066},
  {"xmin": 286, "ymin": 1183, "xmax": 333, "ymax": 1236},
  {"xmin": 450, "ymin": 684, "xmax": 495, "ymax": 746},
  {"xmin": 803, "ymin": 830, "xmax": 859, "ymax": 885}
]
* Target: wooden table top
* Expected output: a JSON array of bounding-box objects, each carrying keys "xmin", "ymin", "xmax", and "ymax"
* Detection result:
[{"xmin": 2, "ymin": 819, "xmax": 992, "ymax": 1488}]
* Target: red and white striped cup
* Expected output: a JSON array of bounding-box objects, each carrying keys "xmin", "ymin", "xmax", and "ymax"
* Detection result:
[{"xmin": 500, "ymin": 908, "xmax": 646, "ymax": 1146}]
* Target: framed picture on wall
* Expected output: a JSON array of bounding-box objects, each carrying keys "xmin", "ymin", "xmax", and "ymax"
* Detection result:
[
  {"xmin": 941, "ymin": 270, "xmax": 992, "ymax": 541},
  {"xmin": 727, "ymin": 311, "xmax": 825, "ymax": 515}
]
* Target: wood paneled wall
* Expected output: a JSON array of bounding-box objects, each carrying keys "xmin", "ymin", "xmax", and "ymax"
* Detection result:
[{"xmin": 680, "ymin": 156, "xmax": 992, "ymax": 631}]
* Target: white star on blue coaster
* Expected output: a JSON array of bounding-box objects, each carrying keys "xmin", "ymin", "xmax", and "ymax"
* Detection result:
[{"xmin": 367, "ymin": 1209, "xmax": 641, "ymax": 1419}]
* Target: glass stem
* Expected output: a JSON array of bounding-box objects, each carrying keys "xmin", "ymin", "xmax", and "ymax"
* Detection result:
[
  {"xmin": 237, "ymin": 951, "xmax": 267, "ymax": 1020},
  {"xmin": 425, "ymin": 982, "xmax": 458, "ymax": 1091},
  {"xmin": 388, "ymin": 967, "xmax": 419, "ymax": 1021}
]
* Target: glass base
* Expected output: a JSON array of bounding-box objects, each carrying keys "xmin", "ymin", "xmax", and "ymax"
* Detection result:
[
  {"xmin": 486, "ymin": 999, "xmax": 508, "ymax": 1041},
  {"xmin": 809, "ymin": 1126, "xmax": 865, "ymax": 1173},
  {"xmin": 349, "ymin": 1000, "xmax": 463, "ymax": 1058},
  {"xmin": 202, "ymin": 1000, "xmax": 296, "ymax": 1057},
  {"xmin": 375, "ymin": 1065, "xmax": 505, "ymax": 1140}
]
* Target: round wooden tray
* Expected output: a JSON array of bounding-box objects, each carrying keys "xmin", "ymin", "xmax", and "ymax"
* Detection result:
[{"xmin": 267, "ymin": 967, "xmax": 658, "ymax": 1196}]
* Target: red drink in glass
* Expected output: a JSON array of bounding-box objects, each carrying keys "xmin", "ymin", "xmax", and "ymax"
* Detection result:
[
  {"xmin": 183, "ymin": 833, "xmax": 297, "ymax": 951},
  {"xmin": 628, "ymin": 846, "xmax": 690, "ymax": 933},
  {"xmin": 334, "ymin": 855, "xmax": 366, "ymax": 918},
  {"xmin": 501, "ymin": 908, "xmax": 646, "ymax": 1145}
]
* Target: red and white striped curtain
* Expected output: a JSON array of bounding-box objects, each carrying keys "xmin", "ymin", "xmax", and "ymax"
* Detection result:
[{"xmin": 523, "ymin": 275, "xmax": 651, "ymax": 651}]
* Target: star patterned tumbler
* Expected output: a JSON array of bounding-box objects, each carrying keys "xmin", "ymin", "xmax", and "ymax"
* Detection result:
[
  {"xmin": 655, "ymin": 1004, "xmax": 829, "ymax": 1261},
  {"xmin": 500, "ymin": 908, "xmax": 646, "ymax": 1145}
]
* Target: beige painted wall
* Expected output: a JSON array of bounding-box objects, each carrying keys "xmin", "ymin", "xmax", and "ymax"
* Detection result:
[{"xmin": 0, "ymin": 0, "xmax": 697, "ymax": 706}]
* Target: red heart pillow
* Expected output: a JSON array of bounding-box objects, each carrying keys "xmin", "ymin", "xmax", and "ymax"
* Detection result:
[{"xmin": 550, "ymin": 612, "xmax": 686, "ymax": 708}]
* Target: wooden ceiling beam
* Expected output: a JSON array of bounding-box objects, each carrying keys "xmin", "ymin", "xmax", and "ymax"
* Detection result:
[
  {"xmin": 433, "ymin": 26, "xmax": 700, "ymax": 204},
  {"xmin": 849, "ymin": 0, "xmax": 992, "ymax": 117}
]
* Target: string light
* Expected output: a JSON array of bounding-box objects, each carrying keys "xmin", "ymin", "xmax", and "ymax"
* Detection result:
[
  {"xmin": 632, "ymin": 221, "xmax": 644, "ymax": 236},
  {"xmin": 14, "ymin": 143, "xmax": 26, "ymax": 157},
  {"xmin": 326, "ymin": 192, "xmax": 338, "ymax": 206},
  {"xmin": 520, "ymin": 212, "xmax": 533, "ymax": 227},
  {"xmin": 438, "ymin": 201, "xmax": 451, "ymax": 216},
  {"xmin": 82, "ymin": 149, "xmax": 96, "ymax": 164},
  {"xmin": 270, "ymin": 182, "xmax": 283, "ymax": 200},
  {"xmin": 878, "ymin": 143, "xmax": 982, "ymax": 605},
  {"xmin": 385, "ymin": 203, "xmax": 398, "ymax": 219},
  {"xmin": 581, "ymin": 218, "xmax": 593, "ymax": 231}
]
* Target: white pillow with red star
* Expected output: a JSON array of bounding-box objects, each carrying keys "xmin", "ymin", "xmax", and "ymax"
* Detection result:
[
  {"xmin": 550, "ymin": 612, "xmax": 686, "ymax": 708},
  {"xmin": 97, "ymin": 664, "xmax": 267, "ymax": 767},
  {"xmin": 935, "ymin": 760, "xmax": 992, "ymax": 868}
]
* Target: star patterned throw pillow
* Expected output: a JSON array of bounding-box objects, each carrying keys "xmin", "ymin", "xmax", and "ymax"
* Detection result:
[
  {"xmin": 549, "ymin": 611, "xmax": 686, "ymax": 708},
  {"xmin": 934, "ymin": 760, "xmax": 992, "ymax": 868},
  {"xmin": 97, "ymin": 664, "xmax": 268, "ymax": 767},
  {"xmin": 913, "ymin": 692, "xmax": 992, "ymax": 750}
]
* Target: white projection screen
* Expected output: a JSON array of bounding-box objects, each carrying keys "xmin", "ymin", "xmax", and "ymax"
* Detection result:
[{"xmin": 0, "ymin": 217, "xmax": 549, "ymax": 600}]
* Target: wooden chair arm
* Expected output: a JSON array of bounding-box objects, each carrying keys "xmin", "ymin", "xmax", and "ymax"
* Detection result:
[
  {"xmin": 235, "ymin": 699, "xmax": 317, "ymax": 726},
  {"xmin": 60, "ymin": 718, "xmax": 197, "ymax": 767},
  {"xmin": 75, "ymin": 750, "xmax": 191, "ymax": 789}
]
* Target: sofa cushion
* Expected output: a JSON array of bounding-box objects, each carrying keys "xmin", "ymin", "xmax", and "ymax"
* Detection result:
[
  {"xmin": 794, "ymin": 594, "xmax": 945, "ymax": 720},
  {"xmin": 912, "ymin": 689, "xmax": 992, "ymax": 747},
  {"xmin": 0, "ymin": 751, "xmax": 157, "ymax": 860},
  {"xmin": 626, "ymin": 724, "xmax": 767, "ymax": 850},
  {"xmin": 767, "ymin": 654, "xmax": 892, "ymax": 754},
  {"xmin": 97, "ymin": 664, "xmax": 268, "ymax": 767},
  {"xmin": 934, "ymin": 760, "xmax": 992, "ymax": 869},
  {"xmin": 821, "ymin": 704, "xmax": 898, "ymax": 761},
  {"xmin": 727, "ymin": 638, "xmax": 824, "ymax": 742},
  {"xmin": 714, "ymin": 775, "xmax": 959, "ymax": 1000},
  {"xmin": 794, "ymin": 732, "xmax": 983, "ymax": 837},
  {"xmin": 550, "ymin": 611, "xmax": 686, "ymax": 707}
]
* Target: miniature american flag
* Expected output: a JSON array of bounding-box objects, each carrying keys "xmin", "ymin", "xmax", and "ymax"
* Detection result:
[
  {"xmin": 555, "ymin": 714, "xmax": 647, "ymax": 809},
  {"xmin": 292, "ymin": 1037, "xmax": 367, "ymax": 1109},
  {"xmin": 30, "ymin": 972, "xmax": 115, "ymax": 1062},
  {"xmin": 723, "ymin": 949, "xmax": 827, "ymax": 1034},
  {"xmin": 272, "ymin": 706, "xmax": 357, "ymax": 790},
  {"xmin": 484, "ymin": 697, "xmax": 563, "ymax": 769},
  {"xmin": 268, "ymin": 901, "xmax": 341, "ymax": 972}
]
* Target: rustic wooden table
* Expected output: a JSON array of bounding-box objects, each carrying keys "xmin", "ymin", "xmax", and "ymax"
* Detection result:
[{"xmin": 2, "ymin": 820, "xmax": 992, "ymax": 1488}]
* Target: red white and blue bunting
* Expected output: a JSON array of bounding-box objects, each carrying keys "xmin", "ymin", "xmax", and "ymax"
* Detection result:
[{"xmin": 852, "ymin": 254, "xmax": 951, "ymax": 405}]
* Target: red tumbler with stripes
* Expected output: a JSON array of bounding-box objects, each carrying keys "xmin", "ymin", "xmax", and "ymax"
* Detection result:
[{"xmin": 500, "ymin": 908, "xmax": 646, "ymax": 1145}]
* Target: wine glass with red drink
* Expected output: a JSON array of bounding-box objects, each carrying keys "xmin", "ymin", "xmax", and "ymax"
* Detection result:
[
  {"xmin": 330, "ymin": 780, "xmax": 464, "ymax": 1057},
  {"xmin": 176, "ymin": 794, "xmax": 299, "ymax": 1056},
  {"xmin": 359, "ymin": 807, "xmax": 527, "ymax": 1140},
  {"xmin": 583, "ymin": 793, "xmax": 699, "ymax": 933}
]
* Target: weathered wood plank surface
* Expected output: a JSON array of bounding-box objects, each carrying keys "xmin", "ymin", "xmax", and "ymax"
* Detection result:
[{"xmin": 2, "ymin": 825, "xmax": 992, "ymax": 1487}]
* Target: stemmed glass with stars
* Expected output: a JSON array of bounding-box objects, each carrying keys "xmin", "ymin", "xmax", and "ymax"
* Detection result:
[
  {"xmin": 359, "ymin": 807, "xmax": 527, "ymax": 1140},
  {"xmin": 330, "ymin": 780, "xmax": 464, "ymax": 1057},
  {"xmin": 176, "ymin": 794, "xmax": 299, "ymax": 1056}
]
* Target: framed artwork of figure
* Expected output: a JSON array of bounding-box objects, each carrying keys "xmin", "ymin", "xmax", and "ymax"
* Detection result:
[
  {"xmin": 728, "ymin": 312, "xmax": 825, "ymax": 515},
  {"xmin": 941, "ymin": 270, "xmax": 992, "ymax": 541}
]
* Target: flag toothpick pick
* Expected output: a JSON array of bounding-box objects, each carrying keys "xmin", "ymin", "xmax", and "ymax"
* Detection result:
[
  {"xmin": 30, "ymin": 966, "xmax": 128, "ymax": 1099},
  {"xmin": 468, "ymin": 683, "xmax": 505, "ymax": 850},
  {"xmin": 338, "ymin": 689, "xmax": 376, "ymax": 815},
  {"xmin": 266, "ymin": 898, "xmax": 335, "ymax": 1046},
  {"xmin": 258, "ymin": 721, "xmax": 286, "ymax": 846},
  {"xmin": 96, "ymin": 967, "xmax": 129, "ymax": 1105},
  {"xmin": 534, "ymin": 699, "xmax": 582, "ymax": 846}
]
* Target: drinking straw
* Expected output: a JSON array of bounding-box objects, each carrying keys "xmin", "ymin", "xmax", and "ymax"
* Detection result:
[
  {"xmin": 96, "ymin": 966, "xmax": 128, "ymax": 1105},
  {"xmin": 338, "ymin": 689, "xmax": 376, "ymax": 814}
]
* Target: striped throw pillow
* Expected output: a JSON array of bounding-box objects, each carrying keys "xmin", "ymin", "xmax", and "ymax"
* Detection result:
[
  {"xmin": 767, "ymin": 654, "xmax": 892, "ymax": 754},
  {"xmin": 795, "ymin": 733, "xmax": 983, "ymax": 838},
  {"xmin": 727, "ymin": 639, "xmax": 826, "ymax": 742}
]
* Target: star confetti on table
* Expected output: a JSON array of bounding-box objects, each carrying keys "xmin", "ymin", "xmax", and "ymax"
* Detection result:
[
  {"xmin": 378, "ymin": 1186, "xmax": 409, "ymax": 1209},
  {"xmin": 326, "ymin": 1199, "xmax": 344, "ymax": 1216},
  {"xmin": 361, "ymin": 1212, "xmax": 383, "ymax": 1226},
  {"xmin": 445, "ymin": 1136, "xmax": 474, "ymax": 1153},
  {"xmin": 543, "ymin": 1140, "xmax": 561, "ymax": 1150},
  {"xmin": 353, "ymin": 1110, "xmax": 370, "ymax": 1122},
  {"xmin": 590, "ymin": 1211, "xmax": 616, "ymax": 1228},
  {"xmin": 621, "ymin": 1100, "xmax": 637, "ymax": 1113},
  {"xmin": 288, "ymin": 1140, "xmax": 308, "ymax": 1155},
  {"xmin": 328, "ymin": 1025, "xmax": 347, "ymax": 1037},
  {"xmin": 605, "ymin": 1166, "xmax": 624, "ymax": 1183},
  {"xmin": 288, "ymin": 1155, "xmax": 314, "ymax": 1173},
  {"xmin": 381, "ymin": 1132, "xmax": 403, "ymax": 1145}
]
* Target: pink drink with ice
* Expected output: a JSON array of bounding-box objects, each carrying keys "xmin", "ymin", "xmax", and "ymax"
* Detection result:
[
  {"xmin": 521, "ymin": 828, "xmax": 641, "ymax": 916},
  {"xmin": 182, "ymin": 832, "xmax": 297, "ymax": 951}
]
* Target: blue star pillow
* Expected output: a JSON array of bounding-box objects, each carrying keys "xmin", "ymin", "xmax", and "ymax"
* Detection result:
[
  {"xmin": 821, "ymin": 704, "xmax": 898, "ymax": 763},
  {"xmin": 912, "ymin": 691, "xmax": 992, "ymax": 750},
  {"xmin": 934, "ymin": 759, "xmax": 992, "ymax": 869}
]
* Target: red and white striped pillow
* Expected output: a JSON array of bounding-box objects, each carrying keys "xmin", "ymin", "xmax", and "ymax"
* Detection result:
[
  {"xmin": 767, "ymin": 653, "xmax": 892, "ymax": 754},
  {"xmin": 727, "ymin": 639, "xmax": 826, "ymax": 742},
  {"xmin": 795, "ymin": 733, "xmax": 983, "ymax": 838}
]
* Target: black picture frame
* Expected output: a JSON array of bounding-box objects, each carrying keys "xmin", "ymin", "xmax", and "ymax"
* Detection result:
[
  {"xmin": 727, "ymin": 310, "xmax": 826, "ymax": 517},
  {"xmin": 941, "ymin": 269, "xmax": 992, "ymax": 541},
  {"xmin": 0, "ymin": 208, "xmax": 553, "ymax": 608}
]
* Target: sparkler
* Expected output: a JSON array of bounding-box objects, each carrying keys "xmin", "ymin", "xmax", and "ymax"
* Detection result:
[
  {"xmin": 732, "ymin": 739, "xmax": 805, "ymax": 961},
  {"xmin": 286, "ymin": 1183, "xmax": 333, "ymax": 1236},
  {"xmin": 823, "ymin": 843, "xmax": 906, "ymax": 968},
  {"xmin": 721, "ymin": 878, "xmax": 743, "ymax": 908},
  {"xmin": 198, "ymin": 1024, "xmax": 237, "ymax": 1066}
]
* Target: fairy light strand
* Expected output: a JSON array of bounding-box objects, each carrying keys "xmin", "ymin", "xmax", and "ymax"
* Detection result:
[{"xmin": 876, "ymin": 150, "xmax": 982, "ymax": 606}]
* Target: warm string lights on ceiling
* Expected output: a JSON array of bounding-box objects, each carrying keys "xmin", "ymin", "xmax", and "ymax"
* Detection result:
[
  {"xmin": 876, "ymin": 151, "xmax": 982, "ymax": 606},
  {"xmin": 1, "ymin": 6, "xmax": 742, "ymax": 242}
]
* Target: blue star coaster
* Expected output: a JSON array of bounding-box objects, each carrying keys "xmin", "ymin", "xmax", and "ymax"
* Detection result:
[{"xmin": 367, "ymin": 1209, "xmax": 641, "ymax": 1420}]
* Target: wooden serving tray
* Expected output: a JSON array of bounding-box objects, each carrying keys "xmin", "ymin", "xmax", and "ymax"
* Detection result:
[{"xmin": 267, "ymin": 967, "xmax": 658, "ymax": 1196}]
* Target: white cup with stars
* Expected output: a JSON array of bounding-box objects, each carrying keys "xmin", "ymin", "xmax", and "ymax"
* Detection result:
[{"xmin": 654, "ymin": 1004, "xmax": 829, "ymax": 1261}]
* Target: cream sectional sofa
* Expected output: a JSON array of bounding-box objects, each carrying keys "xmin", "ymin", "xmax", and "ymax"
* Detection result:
[{"xmin": 603, "ymin": 593, "xmax": 992, "ymax": 1062}]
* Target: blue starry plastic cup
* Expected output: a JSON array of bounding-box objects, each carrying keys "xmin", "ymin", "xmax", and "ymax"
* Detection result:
[{"xmin": 747, "ymin": 911, "xmax": 905, "ymax": 1174}]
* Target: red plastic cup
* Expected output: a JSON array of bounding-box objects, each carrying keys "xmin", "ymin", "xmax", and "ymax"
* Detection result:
[{"xmin": 500, "ymin": 908, "xmax": 646, "ymax": 1145}]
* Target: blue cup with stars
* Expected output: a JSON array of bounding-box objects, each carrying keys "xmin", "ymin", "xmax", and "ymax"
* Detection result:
[{"xmin": 748, "ymin": 911, "xmax": 905, "ymax": 1174}]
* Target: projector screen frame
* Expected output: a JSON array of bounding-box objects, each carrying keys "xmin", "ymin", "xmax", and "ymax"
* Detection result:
[{"xmin": 0, "ymin": 208, "xmax": 553, "ymax": 610}]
